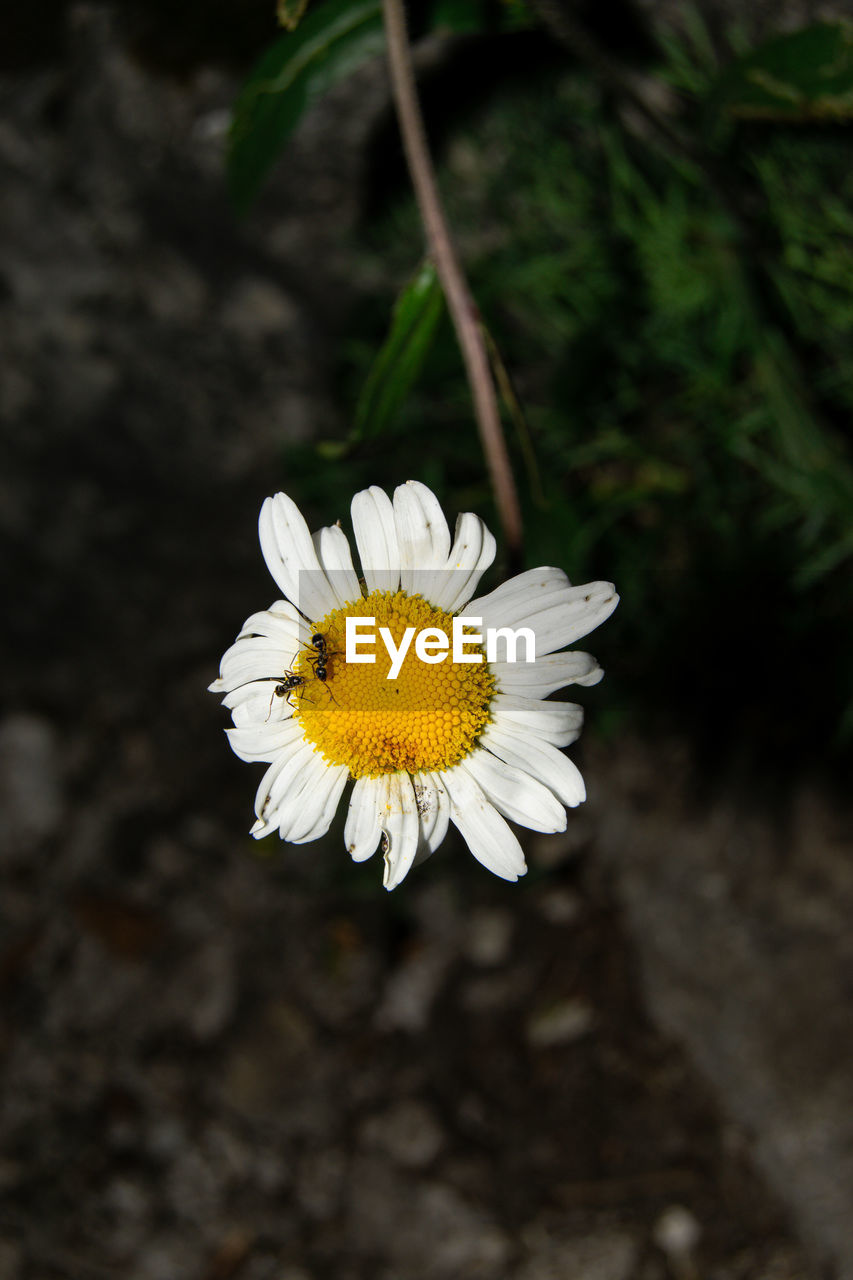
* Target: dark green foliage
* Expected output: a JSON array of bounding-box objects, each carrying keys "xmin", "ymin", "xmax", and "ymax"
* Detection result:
[
  {"xmin": 228, "ymin": 0, "xmax": 532, "ymax": 212},
  {"xmin": 351, "ymin": 261, "xmax": 445, "ymax": 441},
  {"xmin": 338, "ymin": 42, "xmax": 853, "ymax": 760},
  {"xmin": 228, "ymin": 0, "xmax": 385, "ymax": 213},
  {"xmin": 234, "ymin": 10, "xmax": 853, "ymax": 763},
  {"xmin": 713, "ymin": 21, "xmax": 853, "ymax": 120}
]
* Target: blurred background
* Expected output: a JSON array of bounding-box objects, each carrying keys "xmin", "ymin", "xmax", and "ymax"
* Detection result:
[{"xmin": 2, "ymin": 0, "xmax": 853, "ymax": 1277}]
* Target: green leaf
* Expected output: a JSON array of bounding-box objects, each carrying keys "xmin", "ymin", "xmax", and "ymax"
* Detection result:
[
  {"xmin": 351, "ymin": 261, "xmax": 445, "ymax": 441},
  {"xmin": 715, "ymin": 21, "xmax": 853, "ymax": 120},
  {"xmin": 228, "ymin": 0, "xmax": 385, "ymax": 213}
]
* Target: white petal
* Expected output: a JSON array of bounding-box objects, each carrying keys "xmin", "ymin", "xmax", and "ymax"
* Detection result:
[
  {"xmin": 279, "ymin": 757, "xmax": 349, "ymax": 843},
  {"xmin": 459, "ymin": 748, "xmax": 567, "ymax": 833},
  {"xmin": 411, "ymin": 770, "xmax": 450, "ymax": 860},
  {"xmin": 345, "ymin": 776, "xmax": 386, "ymax": 863},
  {"xmin": 533, "ymin": 582, "xmax": 619, "ymax": 654},
  {"xmin": 253, "ymin": 738, "xmax": 316, "ymax": 828},
  {"xmin": 311, "ymin": 525, "xmax": 361, "ymax": 607},
  {"xmin": 381, "ymin": 772, "xmax": 421, "ymax": 891},
  {"xmin": 271, "ymin": 751, "xmax": 328, "ymax": 840},
  {"xmin": 491, "ymin": 693, "xmax": 584, "ymax": 748},
  {"xmin": 237, "ymin": 601, "xmax": 306, "ymax": 647},
  {"xmin": 442, "ymin": 765, "xmax": 527, "ymax": 881},
  {"xmin": 430, "ymin": 513, "xmax": 497, "ymax": 613},
  {"xmin": 469, "ymin": 568, "xmax": 618, "ymax": 653},
  {"xmin": 210, "ymin": 609, "xmax": 304, "ymax": 699},
  {"xmin": 351, "ymin": 486, "xmax": 401, "ymax": 594},
  {"xmin": 221, "ymin": 680, "xmax": 295, "ymax": 727},
  {"xmin": 251, "ymin": 758, "xmax": 295, "ymax": 838},
  {"xmin": 393, "ymin": 481, "xmax": 451, "ymax": 596},
  {"xmin": 290, "ymin": 767, "xmax": 349, "ymax": 844},
  {"xmin": 258, "ymin": 493, "xmax": 341, "ymax": 621},
  {"xmin": 226, "ymin": 719, "xmax": 303, "ymax": 763},
  {"xmin": 491, "ymin": 650, "xmax": 603, "ymax": 697},
  {"xmin": 216, "ymin": 637, "xmax": 300, "ymax": 692},
  {"xmin": 481, "ymin": 722, "xmax": 586, "ymax": 808},
  {"xmin": 469, "ymin": 566, "xmax": 568, "ymax": 622}
]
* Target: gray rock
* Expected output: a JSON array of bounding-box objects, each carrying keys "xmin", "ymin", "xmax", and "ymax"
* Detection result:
[
  {"xmin": 516, "ymin": 1227, "xmax": 639, "ymax": 1280},
  {"xmin": 0, "ymin": 714, "xmax": 64, "ymax": 860},
  {"xmin": 593, "ymin": 738, "xmax": 853, "ymax": 1279},
  {"xmin": 359, "ymin": 1098, "xmax": 446, "ymax": 1169}
]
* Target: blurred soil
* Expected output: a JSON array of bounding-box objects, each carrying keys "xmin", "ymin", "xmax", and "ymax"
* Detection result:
[{"xmin": 1, "ymin": 6, "xmax": 852, "ymax": 1280}]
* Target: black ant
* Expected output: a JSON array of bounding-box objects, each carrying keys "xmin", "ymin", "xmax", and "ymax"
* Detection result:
[
  {"xmin": 273, "ymin": 672, "xmax": 306, "ymax": 704},
  {"xmin": 255, "ymin": 671, "xmax": 305, "ymax": 720},
  {"xmin": 303, "ymin": 632, "xmax": 341, "ymax": 704},
  {"xmin": 308, "ymin": 633, "xmax": 330, "ymax": 680}
]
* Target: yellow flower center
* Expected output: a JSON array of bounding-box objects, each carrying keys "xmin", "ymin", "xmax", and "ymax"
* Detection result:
[{"xmin": 292, "ymin": 589, "xmax": 495, "ymax": 778}]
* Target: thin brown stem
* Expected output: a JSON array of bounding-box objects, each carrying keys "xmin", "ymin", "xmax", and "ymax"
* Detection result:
[{"xmin": 381, "ymin": 0, "xmax": 523, "ymax": 566}]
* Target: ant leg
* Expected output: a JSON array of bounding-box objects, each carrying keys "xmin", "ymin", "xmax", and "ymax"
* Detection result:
[{"xmin": 265, "ymin": 685, "xmax": 280, "ymax": 723}]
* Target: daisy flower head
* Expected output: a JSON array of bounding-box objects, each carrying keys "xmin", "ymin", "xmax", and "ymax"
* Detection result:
[{"xmin": 209, "ymin": 482, "xmax": 618, "ymax": 890}]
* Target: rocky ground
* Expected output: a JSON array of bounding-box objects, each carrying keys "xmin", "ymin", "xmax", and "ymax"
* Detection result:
[{"xmin": 2, "ymin": 6, "xmax": 852, "ymax": 1279}]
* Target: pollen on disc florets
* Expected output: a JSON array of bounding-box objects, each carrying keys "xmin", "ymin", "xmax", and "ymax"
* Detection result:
[{"xmin": 292, "ymin": 589, "xmax": 495, "ymax": 779}]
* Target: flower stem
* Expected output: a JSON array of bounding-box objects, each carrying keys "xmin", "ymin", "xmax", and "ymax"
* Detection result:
[{"xmin": 381, "ymin": 0, "xmax": 523, "ymax": 567}]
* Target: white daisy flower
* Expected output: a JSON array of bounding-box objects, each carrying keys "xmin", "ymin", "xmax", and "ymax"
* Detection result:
[{"xmin": 209, "ymin": 481, "xmax": 618, "ymax": 890}]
